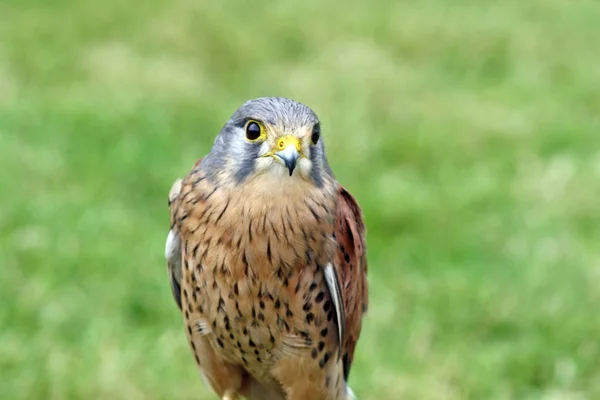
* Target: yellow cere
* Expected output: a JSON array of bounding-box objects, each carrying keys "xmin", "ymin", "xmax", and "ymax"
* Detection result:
[{"xmin": 276, "ymin": 135, "xmax": 302, "ymax": 152}]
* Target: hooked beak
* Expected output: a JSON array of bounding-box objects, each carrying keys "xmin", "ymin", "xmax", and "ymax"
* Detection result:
[{"xmin": 274, "ymin": 135, "xmax": 300, "ymax": 176}]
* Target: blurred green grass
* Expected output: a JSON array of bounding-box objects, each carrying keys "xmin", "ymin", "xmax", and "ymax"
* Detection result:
[{"xmin": 2, "ymin": 0, "xmax": 600, "ymax": 399}]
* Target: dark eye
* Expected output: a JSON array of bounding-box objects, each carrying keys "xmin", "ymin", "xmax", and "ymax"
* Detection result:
[
  {"xmin": 245, "ymin": 120, "xmax": 262, "ymax": 141},
  {"xmin": 311, "ymin": 124, "xmax": 321, "ymax": 145}
]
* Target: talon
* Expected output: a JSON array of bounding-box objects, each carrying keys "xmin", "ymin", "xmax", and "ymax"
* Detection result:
[{"xmin": 222, "ymin": 390, "xmax": 238, "ymax": 400}]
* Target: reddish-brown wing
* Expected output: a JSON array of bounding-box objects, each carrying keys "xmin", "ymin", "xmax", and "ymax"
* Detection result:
[{"xmin": 333, "ymin": 185, "xmax": 368, "ymax": 381}]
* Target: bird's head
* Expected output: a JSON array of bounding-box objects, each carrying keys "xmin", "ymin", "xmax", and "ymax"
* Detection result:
[{"xmin": 202, "ymin": 97, "xmax": 333, "ymax": 188}]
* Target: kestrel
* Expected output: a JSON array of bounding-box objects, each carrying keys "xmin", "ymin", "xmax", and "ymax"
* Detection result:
[{"xmin": 165, "ymin": 97, "xmax": 368, "ymax": 400}]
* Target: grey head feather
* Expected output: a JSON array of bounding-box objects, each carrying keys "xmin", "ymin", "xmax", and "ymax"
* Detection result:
[{"xmin": 201, "ymin": 97, "xmax": 333, "ymax": 186}]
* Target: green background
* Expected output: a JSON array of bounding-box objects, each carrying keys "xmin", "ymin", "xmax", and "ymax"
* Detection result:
[{"xmin": 2, "ymin": 1, "xmax": 599, "ymax": 399}]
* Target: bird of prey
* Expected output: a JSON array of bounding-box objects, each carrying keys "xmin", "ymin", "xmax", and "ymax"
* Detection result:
[{"xmin": 165, "ymin": 97, "xmax": 368, "ymax": 400}]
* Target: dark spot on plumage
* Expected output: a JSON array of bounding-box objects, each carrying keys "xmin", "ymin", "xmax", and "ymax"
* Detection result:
[
  {"xmin": 305, "ymin": 249, "xmax": 313, "ymax": 264},
  {"xmin": 218, "ymin": 298, "xmax": 225, "ymax": 314},
  {"xmin": 322, "ymin": 352, "xmax": 331, "ymax": 366},
  {"xmin": 212, "ymin": 320, "xmax": 217, "ymax": 329},
  {"xmin": 315, "ymin": 291, "xmax": 325, "ymax": 303},
  {"xmin": 215, "ymin": 197, "xmax": 230, "ymax": 224},
  {"xmin": 258, "ymin": 312, "xmax": 265, "ymax": 322},
  {"xmin": 344, "ymin": 253, "xmax": 350, "ymax": 263},
  {"xmin": 324, "ymin": 301, "xmax": 331, "ymax": 312},
  {"xmin": 286, "ymin": 309, "xmax": 293, "ymax": 318},
  {"xmin": 306, "ymin": 312, "xmax": 315, "ymax": 324},
  {"xmin": 274, "ymin": 299, "xmax": 281, "ymax": 309},
  {"xmin": 178, "ymin": 213, "xmax": 188, "ymax": 223},
  {"xmin": 187, "ymin": 302, "xmax": 193, "ymax": 314},
  {"xmin": 249, "ymin": 339, "xmax": 256, "ymax": 347},
  {"xmin": 243, "ymin": 327, "xmax": 248, "ymax": 336},
  {"xmin": 311, "ymin": 348, "xmax": 318, "ymax": 359},
  {"xmin": 233, "ymin": 283, "xmax": 239, "ymax": 296},
  {"xmin": 285, "ymin": 213, "xmax": 295, "ymax": 234},
  {"xmin": 192, "ymin": 243, "xmax": 199, "ymax": 258},
  {"xmin": 187, "ymin": 325, "xmax": 192, "ymax": 335},
  {"xmin": 303, "ymin": 302, "xmax": 312, "ymax": 312},
  {"xmin": 237, "ymin": 341, "xmax": 242, "ymax": 348},
  {"xmin": 251, "ymin": 320, "xmax": 259, "ymax": 328},
  {"xmin": 197, "ymin": 305, "xmax": 204, "ymax": 313},
  {"xmin": 259, "ymin": 300, "xmax": 265, "ymax": 310},
  {"xmin": 283, "ymin": 277, "xmax": 289, "ymax": 287},
  {"xmin": 321, "ymin": 328, "xmax": 328, "ymax": 337},
  {"xmin": 267, "ymin": 240, "xmax": 272, "ymax": 264},
  {"xmin": 196, "ymin": 262, "xmax": 203, "ymax": 273},
  {"xmin": 305, "ymin": 201, "xmax": 320, "ymax": 220},
  {"xmin": 242, "ymin": 356, "xmax": 248, "ymax": 365},
  {"xmin": 269, "ymin": 332, "xmax": 275, "ymax": 344},
  {"xmin": 248, "ymin": 220, "xmax": 253, "ymax": 243},
  {"xmin": 271, "ymin": 220, "xmax": 280, "ymax": 240},
  {"xmin": 327, "ymin": 311, "xmax": 333, "ymax": 321},
  {"xmin": 212, "ymin": 280, "xmax": 218, "ymax": 290},
  {"xmin": 318, "ymin": 341, "xmax": 325, "ymax": 352},
  {"xmin": 277, "ymin": 315, "xmax": 290, "ymax": 331},
  {"xmin": 294, "ymin": 281, "xmax": 301, "ymax": 294},
  {"xmin": 309, "ymin": 282, "xmax": 318, "ymax": 291},
  {"xmin": 190, "ymin": 341, "xmax": 196, "ymax": 352},
  {"xmin": 254, "ymin": 349, "xmax": 259, "ymax": 356},
  {"xmin": 184, "ymin": 310, "xmax": 189, "ymax": 319},
  {"xmin": 256, "ymin": 356, "xmax": 261, "ymax": 363},
  {"xmin": 202, "ymin": 187, "xmax": 217, "ymax": 202},
  {"xmin": 217, "ymin": 338, "xmax": 224, "ymax": 348},
  {"xmin": 251, "ymin": 307, "xmax": 256, "ymax": 319},
  {"xmin": 194, "ymin": 354, "xmax": 201, "ymax": 365}
]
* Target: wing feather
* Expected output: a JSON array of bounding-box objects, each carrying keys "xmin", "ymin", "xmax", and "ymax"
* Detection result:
[
  {"xmin": 333, "ymin": 185, "xmax": 368, "ymax": 381},
  {"xmin": 165, "ymin": 159, "xmax": 203, "ymax": 311}
]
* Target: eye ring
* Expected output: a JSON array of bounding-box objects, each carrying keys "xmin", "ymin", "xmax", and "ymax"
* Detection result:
[
  {"xmin": 311, "ymin": 124, "xmax": 321, "ymax": 145},
  {"xmin": 245, "ymin": 120, "xmax": 265, "ymax": 142}
]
